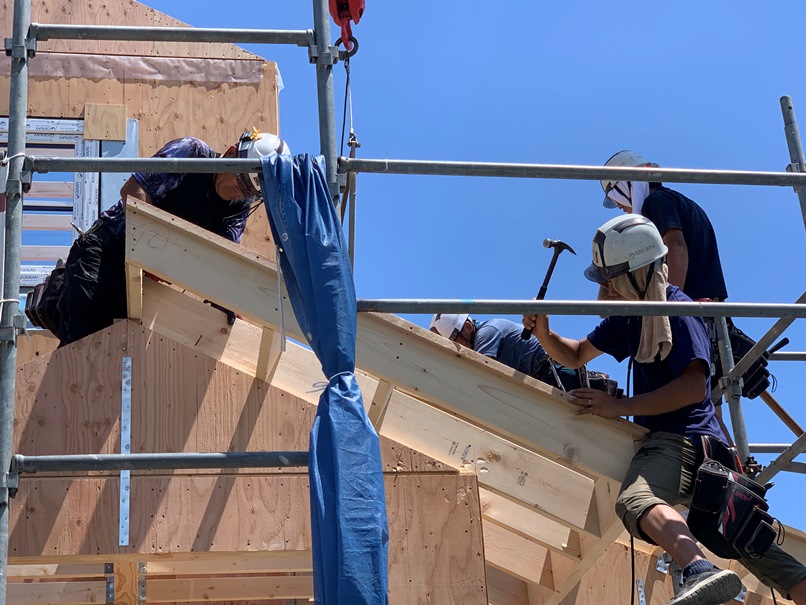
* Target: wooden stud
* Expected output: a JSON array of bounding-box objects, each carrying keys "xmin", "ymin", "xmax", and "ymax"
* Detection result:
[
  {"xmin": 146, "ymin": 575, "xmax": 313, "ymax": 602},
  {"xmin": 6, "ymin": 580, "xmax": 106, "ymax": 604},
  {"xmin": 368, "ymin": 380, "xmax": 394, "ymax": 429},
  {"xmin": 125, "ymin": 263, "xmax": 143, "ymax": 323},
  {"xmin": 484, "ymin": 521, "xmax": 553, "ymax": 587},
  {"xmin": 20, "ymin": 245, "xmax": 71, "ymax": 261},
  {"xmin": 255, "ymin": 326, "xmax": 283, "ymax": 384},
  {"xmin": 22, "ymin": 214, "xmax": 72, "ymax": 231},
  {"xmin": 146, "ymin": 550, "xmax": 312, "ymax": 575},
  {"xmin": 113, "ymin": 561, "xmax": 139, "ymax": 605}
]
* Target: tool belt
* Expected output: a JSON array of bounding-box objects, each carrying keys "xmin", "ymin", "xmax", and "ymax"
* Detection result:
[{"xmin": 688, "ymin": 435, "xmax": 777, "ymax": 559}]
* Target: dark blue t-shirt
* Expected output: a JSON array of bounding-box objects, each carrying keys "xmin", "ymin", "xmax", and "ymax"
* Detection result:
[
  {"xmin": 641, "ymin": 186, "xmax": 728, "ymax": 301},
  {"xmin": 587, "ymin": 286, "xmax": 723, "ymax": 439},
  {"xmin": 473, "ymin": 318, "xmax": 548, "ymax": 378}
]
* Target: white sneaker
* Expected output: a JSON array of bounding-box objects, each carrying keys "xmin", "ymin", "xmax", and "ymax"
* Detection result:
[{"xmin": 666, "ymin": 568, "xmax": 742, "ymax": 605}]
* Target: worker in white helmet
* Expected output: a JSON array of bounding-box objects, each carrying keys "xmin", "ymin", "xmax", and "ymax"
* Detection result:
[
  {"xmin": 523, "ymin": 215, "xmax": 806, "ymax": 605},
  {"xmin": 600, "ymin": 150, "xmax": 726, "ymax": 303},
  {"xmin": 429, "ymin": 313, "xmax": 613, "ymax": 392},
  {"xmin": 56, "ymin": 130, "xmax": 290, "ymax": 346}
]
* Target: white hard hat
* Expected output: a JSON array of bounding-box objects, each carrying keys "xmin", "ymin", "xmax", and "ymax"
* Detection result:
[
  {"xmin": 429, "ymin": 313, "xmax": 469, "ymax": 340},
  {"xmin": 601, "ymin": 150, "xmax": 659, "ymax": 208},
  {"xmin": 584, "ymin": 215, "xmax": 668, "ymax": 283},
  {"xmin": 235, "ymin": 129, "xmax": 291, "ymax": 195}
]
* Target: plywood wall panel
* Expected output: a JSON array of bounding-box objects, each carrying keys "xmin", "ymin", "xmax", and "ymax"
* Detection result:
[
  {"xmin": 1, "ymin": 65, "xmax": 279, "ymax": 156},
  {"xmin": 0, "ymin": 0, "xmax": 261, "ymax": 59},
  {"xmin": 15, "ymin": 320, "xmax": 449, "ymax": 474},
  {"xmin": 10, "ymin": 474, "xmax": 486, "ymax": 604}
]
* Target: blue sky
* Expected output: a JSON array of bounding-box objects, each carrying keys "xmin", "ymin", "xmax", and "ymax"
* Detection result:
[{"xmin": 145, "ymin": 2, "xmax": 806, "ymax": 528}]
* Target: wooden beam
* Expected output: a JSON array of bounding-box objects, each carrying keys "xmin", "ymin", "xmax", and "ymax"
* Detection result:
[
  {"xmin": 7, "ymin": 563, "xmax": 105, "ymax": 579},
  {"xmin": 542, "ymin": 481, "xmax": 624, "ymax": 605},
  {"xmin": 146, "ymin": 574, "xmax": 313, "ymax": 602},
  {"xmin": 7, "ymin": 581, "xmax": 105, "ymax": 605},
  {"xmin": 368, "ymin": 379, "xmax": 394, "ymax": 430},
  {"xmin": 486, "ymin": 565, "xmax": 529, "ymax": 605},
  {"xmin": 146, "ymin": 550, "xmax": 312, "ymax": 575},
  {"xmin": 126, "ymin": 201, "xmax": 644, "ymax": 483},
  {"xmin": 480, "ymin": 489, "xmax": 581, "ymax": 560},
  {"xmin": 484, "ymin": 521, "xmax": 554, "ymax": 588}
]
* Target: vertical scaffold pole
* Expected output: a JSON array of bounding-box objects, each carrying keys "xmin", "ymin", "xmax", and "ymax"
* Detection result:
[
  {"xmin": 715, "ymin": 318, "xmax": 750, "ymax": 465},
  {"xmin": 780, "ymin": 96, "xmax": 806, "ymax": 233},
  {"xmin": 312, "ymin": 0, "xmax": 340, "ymax": 205},
  {"xmin": 0, "ymin": 0, "xmax": 31, "ymax": 602}
]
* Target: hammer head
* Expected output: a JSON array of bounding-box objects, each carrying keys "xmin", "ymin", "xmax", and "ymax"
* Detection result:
[{"xmin": 543, "ymin": 238, "xmax": 577, "ymax": 256}]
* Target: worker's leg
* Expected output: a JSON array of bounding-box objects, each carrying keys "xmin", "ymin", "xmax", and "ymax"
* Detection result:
[
  {"xmin": 616, "ymin": 432, "xmax": 742, "ymax": 605},
  {"xmin": 616, "ymin": 432, "xmax": 703, "ymax": 560},
  {"xmin": 739, "ymin": 541, "xmax": 806, "ymax": 603}
]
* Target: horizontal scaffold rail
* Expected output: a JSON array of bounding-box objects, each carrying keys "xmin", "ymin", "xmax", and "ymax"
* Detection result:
[
  {"xmin": 29, "ymin": 23, "xmax": 314, "ymax": 46},
  {"xmin": 356, "ymin": 299, "xmax": 806, "ymax": 319},
  {"xmin": 10, "ymin": 451, "xmax": 309, "ymax": 474},
  {"xmin": 26, "ymin": 157, "xmax": 262, "ymax": 174},
  {"xmin": 339, "ymin": 158, "xmax": 806, "ymax": 188}
]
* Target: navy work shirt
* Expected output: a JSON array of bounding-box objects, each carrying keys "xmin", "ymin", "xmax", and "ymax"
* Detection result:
[
  {"xmin": 587, "ymin": 286, "xmax": 724, "ymax": 439},
  {"xmin": 473, "ymin": 318, "xmax": 549, "ymax": 378},
  {"xmin": 641, "ymin": 186, "xmax": 728, "ymax": 301}
]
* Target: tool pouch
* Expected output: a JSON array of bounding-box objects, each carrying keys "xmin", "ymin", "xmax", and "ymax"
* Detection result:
[
  {"xmin": 711, "ymin": 321, "xmax": 770, "ymax": 399},
  {"xmin": 688, "ymin": 438, "xmax": 777, "ymax": 559},
  {"xmin": 25, "ymin": 260, "xmax": 66, "ymax": 337}
]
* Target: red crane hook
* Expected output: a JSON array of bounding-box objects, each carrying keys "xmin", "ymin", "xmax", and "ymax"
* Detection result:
[{"xmin": 329, "ymin": 0, "xmax": 364, "ymax": 52}]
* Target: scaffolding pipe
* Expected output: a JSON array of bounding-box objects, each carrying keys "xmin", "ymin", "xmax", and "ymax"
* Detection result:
[
  {"xmin": 0, "ymin": 1, "xmax": 31, "ymax": 601},
  {"xmin": 29, "ymin": 23, "xmax": 313, "ymax": 46},
  {"xmin": 770, "ymin": 352, "xmax": 806, "ymax": 361},
  {"xmin": 10, "ymin": 452, "xmax": 309, "ymax": 474},
  {"xmin": 312, "ymin": 0, "xmax": 340, "ymax": 201},
  {"xmin": 711, "ymin": 291, "xmax": 806, "ymax": 403},
  {"xmin": 749, "ymin": 444, "xmax": 802, "ymax": 455},
  {"xmin": 715, "ymin": 317, "xmax": 750, "ymax": 464},
  {"xmin": 780, "ymin": 96, "xmax": 806, "ymax": 232},
  {"xmin": 338, "ymin": 158, "xmax": 806, "ymax": 188},
  {"xmin": 757, "ymin": 431, "xmax": 806, "ymax": 485},
  {"xmin": 27, "ymin": 156, "xmax": 267, "ymax": 174},
  {"xmin": 356, "ymin": 299, "xmax": 806, "ymax": 319}
]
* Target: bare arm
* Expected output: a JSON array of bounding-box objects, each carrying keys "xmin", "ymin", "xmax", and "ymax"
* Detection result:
[
  {"xmin": 571, "ymin": 360, "xmax": 708, "ymax": 419},
  {"xmin": 523, "ymin": 314, "xmax": 602, "ymax": 369},
  {"xmin": 120, "ymin": 176, "xmax": 153, "ymax": 205},
  {"xmin": 663, "ymin": 228, "xmax": 688, "ymax": 290}
]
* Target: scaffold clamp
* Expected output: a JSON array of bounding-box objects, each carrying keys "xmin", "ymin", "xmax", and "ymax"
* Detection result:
[{"xmin": 4, "ymin": 37, "xmax": 36, "ymax": 58}]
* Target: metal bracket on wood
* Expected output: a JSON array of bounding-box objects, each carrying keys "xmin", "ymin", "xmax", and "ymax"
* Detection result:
[
  {"xmin": 118, "ymin": 357, "xmax": 132, "ymax": 546},
  {"xmin": 734, "ymin": 585, "xmax": 746, "ymax": 602},
  {"xmin": 635, "ymin": 578, "xmax": 647, "ymax": 605},
  {"xmin": 104, "ymin": 563, "xmax": 114, "ymax": 605},
  {"xmin": 655, "ymin": 552, "xmax": 670, "ymax": 573},
  {"xmin": 137, "ymin": 562, "xmax": 147, "ymax": 605}
]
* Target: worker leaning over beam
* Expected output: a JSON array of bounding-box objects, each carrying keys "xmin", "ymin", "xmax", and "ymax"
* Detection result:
[
  {"xmin": 56, "ymin": 130, "xmax": 290, "ymax": 346},
  {"xmin": 429, "ymin": 314, "xmax": 612, "ymax": 392},
  {"xmin": 522, "ymin": 215, "xmax": 806, "ymax": 605}
]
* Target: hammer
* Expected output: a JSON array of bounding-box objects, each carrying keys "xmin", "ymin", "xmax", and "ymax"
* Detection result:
[{"xmin": 520, "ymin": 238, "xmax": 577, "ymax": 340}]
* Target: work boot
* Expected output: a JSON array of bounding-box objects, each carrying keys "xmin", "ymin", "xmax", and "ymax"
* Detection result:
[{"xmin": 666, "ymin": 568, "xmax": 742, "ymax": 605}]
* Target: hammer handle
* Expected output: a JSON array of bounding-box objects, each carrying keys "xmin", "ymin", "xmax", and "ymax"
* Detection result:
[{"xmin": 520, "ymin": 254, "xmax": 560, "ymax": 339}]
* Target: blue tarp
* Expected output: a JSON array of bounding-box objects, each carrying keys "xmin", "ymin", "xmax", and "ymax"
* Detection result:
[{"xmin": 261, "ymin": 154, "xmax": 389, "ymax": 605}]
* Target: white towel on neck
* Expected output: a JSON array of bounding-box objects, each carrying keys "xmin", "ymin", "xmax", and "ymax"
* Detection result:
[{"xmin": 611, "ymin": 261, "xmax": 672, "ymax": 363}]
